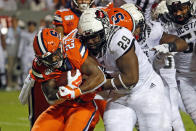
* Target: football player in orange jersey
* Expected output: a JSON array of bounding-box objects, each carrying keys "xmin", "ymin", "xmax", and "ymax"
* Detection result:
[
  {"xmin": 53, "ymin": 0, "xmax": 109, "ymax": 120},
  {"xmin": 53, "ymin": 0, "xmax": 96, "ymax": 37},
  {"xmin": 28, "ymin": 28, "xmax": 106, "ymax": 131},
  {"xmin": 18, "ymin": 0, "xmax": 107, "ymax": 128}
]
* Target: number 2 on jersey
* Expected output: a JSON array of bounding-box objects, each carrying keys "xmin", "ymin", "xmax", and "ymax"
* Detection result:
[
  {"xmin": 64, "ymin": 39, "xmax": 75, "ymax": 51},
  {"xmin": 117, "ymin": 36, "xmax": 130, "ymax": 50}
]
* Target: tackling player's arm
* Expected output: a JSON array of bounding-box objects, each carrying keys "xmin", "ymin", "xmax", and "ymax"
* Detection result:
[
  {"xmin": 159, "ymin": 32, "xmax": 188, "ymax": 52},
  {"xmin": 102, "ymin": 44, "xmax": 139, "ymax": 90},
  {"xmin": 79, "ymin": 56, "xmax": 106, "ymax": 94}
]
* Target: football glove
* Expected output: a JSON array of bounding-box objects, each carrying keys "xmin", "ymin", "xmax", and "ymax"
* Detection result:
[
  {"xmin": 153, "ymin": 43, "xmax": 177, "ymax": 54},
  {"xmin": 67, "ymin": 69, "xmax": 82, "ymax": 89},
  {"xmin": 56, "ymin": 86, "xmax": 82, "ymax": 100},
  {"xmin": 153, "ymin": 44, "xmax": 170, "ymax": 53}
]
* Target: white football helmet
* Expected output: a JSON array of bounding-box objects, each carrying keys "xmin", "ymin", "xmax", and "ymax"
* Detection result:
[
  {"xmin": 78, "ymin": 8, "xmax": 110, "ymax": 55},
  {"xmin": 72, "ymin": 0, "xmax": 95, "ymax": 12},
  {"xmin": 120, "ymin": 3, "xmax": 145, "ymax": 41},
  {"xmin": 166, "ymin": 0, "xmax": 194, "ymax": 24},
  {"xmin": 152, "ymin": 1, "xmax": 168, "ymax": 19}
]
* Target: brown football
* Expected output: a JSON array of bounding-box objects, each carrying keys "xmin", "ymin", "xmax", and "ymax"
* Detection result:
[
  {"xmin": 55, "ymin": 69, "xmax": 77, "ymax": 87},
  {"xmin": 43, "ymin": 70, "xmax": 78, "ymax": 89}
]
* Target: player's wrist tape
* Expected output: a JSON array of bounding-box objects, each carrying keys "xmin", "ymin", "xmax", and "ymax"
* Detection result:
[
  {"xmin": 111, "ymin": 78, "xmax": 118, "ymax": 90},
  {"xmin": 118, "ymin": 74, "xmax": 129, "ymax": 89},
  {"xmin": 168, "ymin": 42, "xmax": 177, "ymax": 52},
  {"xmin": 118, "ymin": 74, "xmax": 135, "ymax": 90},
  {"xmin": 111, "ymin": 75, "xmax": 135, "ymax": 90}
]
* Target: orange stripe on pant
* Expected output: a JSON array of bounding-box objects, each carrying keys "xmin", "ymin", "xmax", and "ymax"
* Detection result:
[{"xmin": 32, "ymin": 100, "xmax": 99, "ymax": 131}]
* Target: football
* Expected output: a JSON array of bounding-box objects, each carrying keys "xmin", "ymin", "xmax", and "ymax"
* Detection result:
[
  {"xmin": 52, "ymin": 70, "xmax": 77, "ymax": 87},
  {"xmin": 42, "ymin": 70, "xmax": 78, "ymax": 89}
]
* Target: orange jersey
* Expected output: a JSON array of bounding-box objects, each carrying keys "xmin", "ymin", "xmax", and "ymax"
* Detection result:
[
  {"xmin": 32, "ymin": 99, "xmax": 100, "ymax": 131},
  {"xmin": 30, "ymin": 37, "xmax": 88, "ymax": 82},
  {"xmin": 53, "ymin": 8, "xmax": 80, "ymax": 35},
  {"xmin": 30, "ymin": 37, "xmax": 97, "ymax": 101}
]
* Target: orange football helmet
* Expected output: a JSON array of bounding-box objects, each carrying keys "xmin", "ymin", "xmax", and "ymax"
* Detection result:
[
  {"xmin": 33, "ymin": 28, "xmax": 63, "ymax": 68},
  {"xmin": 107, "ymin": 7, "xmax": 135, "ymax": 33}
]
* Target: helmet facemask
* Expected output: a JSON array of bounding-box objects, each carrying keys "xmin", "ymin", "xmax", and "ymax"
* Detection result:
[
  {"xmin": 72, "ymin": 0, "xmax": 95, "ymax": 12},
  {"xmin": 80, "ymin": 29, "xmax": 106, "ymax": 56},
  {"xmin": 38, "ymin": 44, "xmax": 64, "ymax": 69},
  {"xmin": 133, "ymin": 19, "xmax": 146, "ymax": 42},
  {"xmin": 78, "ymin": 8, "xmax": 110, "ymax": 56},
  {"xmin": 167, "ymin": 1, "xmax": 193, "ymax": 25}
]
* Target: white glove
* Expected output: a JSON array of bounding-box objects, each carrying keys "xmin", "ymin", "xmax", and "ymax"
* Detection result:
[
  {"xmin": 153, "ymin": 44, "xmax": 170, "ymax": 53},
  {"xmin": 67, "ymin": 69, "xmax": 82, "ymax": 89},
  {"xmin": 19, "ymin": 74, "xmax": 35, "ymax": 105},
  {"xmin": 56, "ymin": 86, "xmax": 82, "ymax": 100}
]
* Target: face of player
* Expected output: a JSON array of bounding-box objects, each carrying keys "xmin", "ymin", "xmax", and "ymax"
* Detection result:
[
  {"xmin": 172, "ymin": 4, "xmax": 190, "ymax": 22},
  {"xmin": 43, "ymin": 48, "xmax": 63, "ymax": 68},
  {"xmin": 75, "ymin": 0, "xmax": 94, "ymax": 12},
  {"xmin": 133, "ymin": 27, "xmax": 141, "ymax": 41},
  {"xmin": 83, "ymin": 30, "xmax": 106, "ymax": 56},
  {"xmin": 87, "ymin": 35, "xmax": 101, "ymax": 47},
  {"xmin": 133, "ymin": 23, "xmax": 145, "ymax": 42},
  {"xmin": 77, "ymin": 0, "xmax": 91, "ymax": 5}
]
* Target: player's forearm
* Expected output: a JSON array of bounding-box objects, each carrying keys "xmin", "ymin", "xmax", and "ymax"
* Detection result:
[
  {"xmin": 102, "ymin": 73, "xmax": 138, "ymax": 90},
  {"xmin": 79, "ymin": 68, "xmax": 106, "ymax": 94},
  {"xmin": 41, "ymin": 81, "xmax": 66, "ymax": 105},
  {"xmin": 160, "ymin": 33, "xmax": 188, "ymax": 52},
  {"xmin": 173, "ymin": 37, "xmax": 188, "ymax": 52}
]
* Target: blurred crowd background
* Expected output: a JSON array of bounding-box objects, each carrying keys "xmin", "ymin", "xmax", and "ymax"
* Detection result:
[{"xmin": 0, "ymin": 0, "xmax": 111, "ymax": 91}]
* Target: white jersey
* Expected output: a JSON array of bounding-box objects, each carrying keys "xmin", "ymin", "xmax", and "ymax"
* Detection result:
[
  {"xmin": 17, "ymin": 30, "xmax": 37, "ymax": 80},
  {"xmin": 96, "ymin": 26, "xmax": 154, "ymax": 92},
  {"xmin": 138, "ymin": 21, "xmax": 164, "ymax": 62},
  {"xmin": 17, "ymin": 30, "xmax": 36, "ymax": 60},
  {"xmin": 163, "ymin": 17, "xmax": 196, "ymax": 78},
  {"xmin": 0, "ymin": 33, "xmax": 6, "ymax": 72},
  {"xmin": 101, "ymin": 26, "xmax": 172, "ymax": 131}
]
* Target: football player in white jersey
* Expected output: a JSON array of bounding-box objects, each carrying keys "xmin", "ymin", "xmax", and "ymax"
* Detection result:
[
  {"xmin": 78, "ymin": 8, "xmax": 172, "ymax": 131},
  {"xmin": 0, "ymin": 28, "xmax": 6, "ymax": 88},
  {"xmin": 117, "ymin": 3, "xmax": 188, "ymax": 131},
  {"xmin": 155, "ymin": 0, "xmax": 196, "ymax": 125},
  {"xmin": 111, "ymin": 0, "xmax": 162, "ymax": 21}
]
